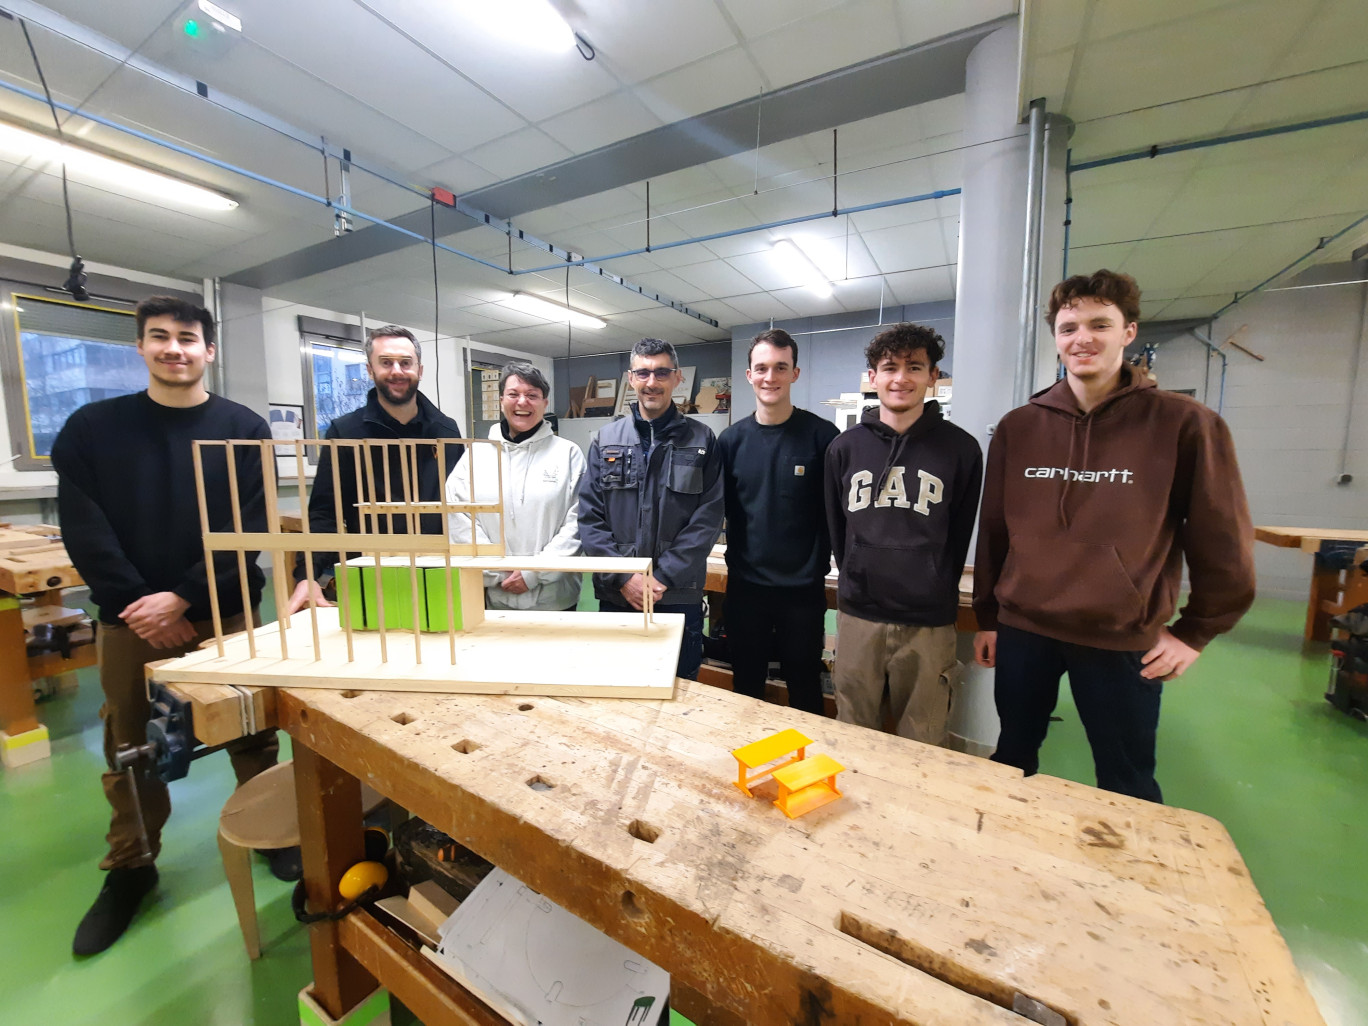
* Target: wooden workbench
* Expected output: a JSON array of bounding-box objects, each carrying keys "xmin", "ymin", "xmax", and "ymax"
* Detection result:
[
  {"xmin": 0, "ymin": 525, "xmax": 95, "ymax": 767},
  {"xmin": 1255, "ymin": 526, "xmax": 1368, "ymax": 641},
  {"xmin": 169, "ymin": 676, "xmax": 1323, "ymax": 1025}
]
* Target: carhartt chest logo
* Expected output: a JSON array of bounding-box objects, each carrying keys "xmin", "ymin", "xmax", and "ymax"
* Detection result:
[
  {"xmin": 794, "ymin": 465, "xmax": 806, "ymax": 477},
  {"xmin": 848, "ymin": 467, "xmax": 943, "ymax": 515},
  {"xmin": 1024, "ymin": 466, "xmax": 1135, "ymax": 483}
]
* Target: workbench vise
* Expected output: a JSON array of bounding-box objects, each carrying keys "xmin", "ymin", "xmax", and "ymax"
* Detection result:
[{"xmin": 111, "ymin": 682, "xmax": 201, "ymax": 782}]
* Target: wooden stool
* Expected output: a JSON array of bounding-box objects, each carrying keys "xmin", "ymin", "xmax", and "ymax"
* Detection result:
[
  {"xmin": 219, "ymin": 761, "xmax": 389, "ymax": 959},
  {"xmin": 218, "ymin": 761, "xmax": 300, "ymax": 960}
]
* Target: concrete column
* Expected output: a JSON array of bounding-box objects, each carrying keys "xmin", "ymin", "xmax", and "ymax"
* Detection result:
[
  {"xmin": 217, "ymin": 281, "xmax": 270, "ymax": 419},
  {"xmin": 947, "ymin": 21, "xmax": 1066, "ymax": 755}
]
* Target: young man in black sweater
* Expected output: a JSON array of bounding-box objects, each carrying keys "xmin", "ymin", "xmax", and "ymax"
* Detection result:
[
  {"xmin": 717, "ymin": 329, "xmax": 838, "ymax": 714},
  {"xmin": 52, "ymin": 296, "xmax": 280, "ymax": 956},
  {"xmin": 823, "ymin": 324, "xmax": 982, "ymax": 744}
]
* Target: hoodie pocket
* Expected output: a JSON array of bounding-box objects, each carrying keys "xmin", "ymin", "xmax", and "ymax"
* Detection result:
[
  {"xmin": 998, "ymin": 538, "xmax": 1145, "ymax": 634},
  {"xmin": 845, "ymin": 540, "xmax": 944, "ymax": 619}
]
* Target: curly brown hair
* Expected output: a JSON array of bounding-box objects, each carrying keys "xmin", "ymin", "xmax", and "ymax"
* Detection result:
[
  {"xmin": 865, "ymin": 323, "xmax": 944, "ymax": 371},
  {"xmin": 1047, "ymin": 269, "xmax": 1141, "ymax": 329}
]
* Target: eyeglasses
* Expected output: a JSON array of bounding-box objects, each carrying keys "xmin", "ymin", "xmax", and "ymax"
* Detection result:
[
  {"xmin": 502, "ymin": 391, "xmax": 544, "ymax": 402},
  {"xmin": 629, "ymin": 367, "xmax": 676, "ymax": 381}
]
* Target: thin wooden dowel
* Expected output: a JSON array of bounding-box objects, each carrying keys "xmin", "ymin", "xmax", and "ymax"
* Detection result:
[
  {"xmin": 191, "ymin": 442, "xmax": 226, "ymax": 658},
  {"xmin": 296, "ymin": 440, "xmax": 321, "ymax": 660},
  {"xmin": 495, "ymin": 434, "xmax": 506, "ymax": 556},
  {"xmin": 352, "ymin": 444, "xmax": 367, "ymax": 534},
  {"xmin": 331, "ymin": 442, "xmax": 355, "ymax": 662},
  {"xmin": 441, "ymin": 442, "xmax": 457, "ymax": 665},
  {"xmin": 401, "ymin": 440, "xmax": 421, "ymax": 666},
  {"xmin": 382, "ymin": 442, "xmax": 394, "ymax": 536},
  {"xmin": 223, "ymin": 442, "xmax": 257, "ymax": 660},
  {"xmin": 259, "ymin": 440, "xmax": 289, "ymax": 660},
  {"xmin": 362, "ymin": 440, "xmax": 387, "ymax": 662}
]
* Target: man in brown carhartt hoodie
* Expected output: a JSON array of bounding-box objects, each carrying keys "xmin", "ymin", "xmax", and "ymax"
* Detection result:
[{"xmin": 972, "ymin": 270, "xmax": 1254, "ymax": 803}]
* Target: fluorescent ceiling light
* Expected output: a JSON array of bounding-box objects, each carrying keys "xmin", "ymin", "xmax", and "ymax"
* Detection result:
[
  {"xmin": 500, "ymin": 292, "xmax": 606, "ymax": 330},
  {"xmin": 197, "ymin": 0, "xmax": 242, "ymax": 32},
  {"xmin": 0, "ymin": 121, "xmax": 238, "ymax": 212},
  {"xmin": 772, "ymin": 239, "xmax": 833, "ymax": 299},
  {"xmin": 453, "ymin": 0, "xmax": 575, "ymax": 52}
]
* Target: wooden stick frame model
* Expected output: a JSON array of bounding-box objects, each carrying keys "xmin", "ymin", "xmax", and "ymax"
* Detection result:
[{"xmin": 156, "ymin": 437, "xmax": 682, "ymax": 698}]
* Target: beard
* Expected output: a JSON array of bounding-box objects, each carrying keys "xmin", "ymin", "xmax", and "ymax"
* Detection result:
[{"xmin": 378, "ymin": 377, "xmax": 419, "ymax": 405}]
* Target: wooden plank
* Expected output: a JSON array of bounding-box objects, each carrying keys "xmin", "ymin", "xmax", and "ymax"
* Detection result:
[
  {"xmin": 294, "ymin": 742, "xmax": 376, "ymax": 1020},
  {"xmin": 158, "ymin": 679, "xmax": 275, "ymax": 746},
  {"xmin": 338, "ymin": 910, "xmax": 510, "ymax": 1026},
  {"xmin": 21, "ymin": 605, "xmax": 85, "ymax": 629},
  {"xmin": 1255, "ymin": 525, "xmax": 1368, "ymax": 549},
  {"xmin": 277, "ymin": 683, "xmax": 1322, "ymax": 1026},
  {"xmin": 153, "ymin": 607, "xmax": 683, "ymax": 698}
]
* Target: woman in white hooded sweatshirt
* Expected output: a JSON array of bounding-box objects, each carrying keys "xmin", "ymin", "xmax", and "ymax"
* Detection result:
[{"xmin": 446, "ymin": 361, "xmax": 587, "ymax": 611}]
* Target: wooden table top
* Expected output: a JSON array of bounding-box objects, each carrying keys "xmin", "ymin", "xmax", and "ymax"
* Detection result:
[
  {"xmin": 1255, "ymin": 525, "xmax": 1368, "ymax": 552},
  {"xmin": 277, "ymin": 678, "xmax": 1322, "ymax": 1026}
]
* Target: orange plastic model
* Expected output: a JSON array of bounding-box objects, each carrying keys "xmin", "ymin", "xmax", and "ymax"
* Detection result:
[
  {"xmin": 731, "ymin": 728, "xmax": 811, "ymax": 797},
  {"xmin": 772, "ymin": 752, "xmax": 844, "ymax": 818}
]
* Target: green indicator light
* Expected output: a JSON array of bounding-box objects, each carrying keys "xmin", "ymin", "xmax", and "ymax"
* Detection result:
[{"xmin": 184, "ymin": 19, "xmax": 200, "ymax": 37}]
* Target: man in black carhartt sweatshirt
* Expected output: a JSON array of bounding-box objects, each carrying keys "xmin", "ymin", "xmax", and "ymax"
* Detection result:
[
  {"xmin": 823, "ymin": 324, "xmax": 982, "ymax": 744},
  {"xmin": 51, "ymin": 296, "xmax": 280, "ymax": 956}
]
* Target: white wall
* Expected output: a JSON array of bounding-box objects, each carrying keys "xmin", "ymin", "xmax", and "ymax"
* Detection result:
[{"xmin": 1149, "ymin": 283, "xmax": 1367, "ymax": 599}]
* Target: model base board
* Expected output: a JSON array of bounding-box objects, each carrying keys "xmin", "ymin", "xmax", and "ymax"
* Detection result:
[{"xmin": 150, "ymin": 606, "xmax": 682, "ymax": 698}]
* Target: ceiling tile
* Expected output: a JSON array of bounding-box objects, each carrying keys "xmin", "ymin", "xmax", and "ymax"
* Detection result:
[
  {"xmin": 463, "ymin": 127, "xmax": 575, "ymax": 180},
  {"xmin": 746, "ymin": 0, "xmax": 901, "ymax": 91},
  {"xmin": 538, "ymin": 90, "xmax": 665, "ymax": 154},
  {"xmin": 633, "ymin": 48, "xmax": 766, "ymax": 123}
]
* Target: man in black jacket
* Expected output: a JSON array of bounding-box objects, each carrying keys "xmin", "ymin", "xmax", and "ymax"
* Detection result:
[
  {"xmin": 577, "ymin": 338, "xmax": 724, "ymax": 678},
  {"xmin": 823, "ymin": 324, "xmax": 982, "ymax": 744},
  {"xmin": 286, "ymin": 325, "xmax": 463, "ymax": 613},
  {"xmin": 52, "ymin": 296, "xmax": 280, "ymax": 955}
]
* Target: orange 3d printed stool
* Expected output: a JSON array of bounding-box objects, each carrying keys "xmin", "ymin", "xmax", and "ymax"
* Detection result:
[{"xmin": 731, "ymin": 729, "xmax": 845, "ymax": 818}]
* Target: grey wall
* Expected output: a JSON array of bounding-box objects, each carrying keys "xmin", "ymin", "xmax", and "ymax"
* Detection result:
[
  {"xmin": 1144, "ymin": 280, "xmax": 1367, "ymax": 600},
  {"xmin": 729, "ymin": 301, "xmax": 956, "ymax": 420},
  {"xmin": 553, "ymin": 340, "xmax": 732, "ymax": 417}
]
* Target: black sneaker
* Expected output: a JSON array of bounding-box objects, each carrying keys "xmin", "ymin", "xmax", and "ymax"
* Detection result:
[
  {"xmin": 259, "ymin": 846, "xmax": 302, "ymax": 882},
  {"xmin": 72, "ymin": 865, "xmax": 158, "ymax": 956}
]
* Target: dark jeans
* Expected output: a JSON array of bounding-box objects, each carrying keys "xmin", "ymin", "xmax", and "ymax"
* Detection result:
[
  {"xmin": 600, "ymin": 600, "xmax": 705, "ymax": 680},
  {"xmin": 990, "ymin": 624, "xmax": 1163, "ymax": 803},
  {"xmin": 724, "ymin": 579, "xmax": 827, "ymax": 715}
]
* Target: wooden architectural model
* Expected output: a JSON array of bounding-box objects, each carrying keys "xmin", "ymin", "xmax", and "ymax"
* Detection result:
[{"xmin": 150, "ymin": 438, "xmax": 683, "ymax": 698}]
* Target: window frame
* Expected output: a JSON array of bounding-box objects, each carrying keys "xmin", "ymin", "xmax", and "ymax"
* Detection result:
[
  {"xmin": 0, "ymin": 289, "xmax": 142, "ymax": 471},
  {"xmin": 297, "ymin": 315, "xmax": 367, "ymax": 465}
]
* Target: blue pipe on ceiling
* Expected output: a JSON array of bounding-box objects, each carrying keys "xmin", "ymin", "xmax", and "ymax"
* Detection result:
[
  {"xmin": 0, "ymin": 76, "xmax": 509, "ymax": 274},
  {"xmin": 512, "ymin": 188, "xmax": 962, "ymax": 275},
  {"xmin": 1068, "ymin": 108, "xmax": 1368, "ymax": 173}
]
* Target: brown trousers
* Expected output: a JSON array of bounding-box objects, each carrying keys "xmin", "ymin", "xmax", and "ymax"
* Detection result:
[
  {"xmin": 98, "ymin": 611, "xmax": 278, "ymax": 870},
  {"xmin": 833, "ymin": 611, "xmax": 957, "ymax": 746}
]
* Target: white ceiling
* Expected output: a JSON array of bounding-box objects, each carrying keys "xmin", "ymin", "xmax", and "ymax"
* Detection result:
[{"xmin": 0, "ymin": 0, "xmax": 1364, "ymax": 354}]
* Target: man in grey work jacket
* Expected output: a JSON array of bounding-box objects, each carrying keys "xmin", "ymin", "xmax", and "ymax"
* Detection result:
[{"xmin": 578, "ymin": 337, "xmax": 724, "ymax": 678}]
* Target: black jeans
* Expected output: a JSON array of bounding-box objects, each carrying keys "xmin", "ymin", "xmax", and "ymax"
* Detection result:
[
  {"xmin": 990, "ymin": 624, "xmax": 1164, "ymax": 803},
  {"xmin": 600, "ymin": 600, "xmax": 705, "ymax": 680},
  {"xmin": 724, "ymin": 579, "xmax": 827, "ymax": 715}
]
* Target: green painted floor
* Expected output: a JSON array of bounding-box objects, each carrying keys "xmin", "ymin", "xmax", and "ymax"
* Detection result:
[{"xmin": 1, "ymin": 592, "xmax": 1363, "ymax": 1025}]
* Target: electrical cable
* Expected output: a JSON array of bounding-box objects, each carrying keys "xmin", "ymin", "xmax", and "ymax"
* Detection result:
[
  {"xmin": 18, "ymin": 19, "xmax": 75, "ymax": 259},
  {"xmin": 431, "ymin": 194, "xmax": 442, "ymax": 410}
]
